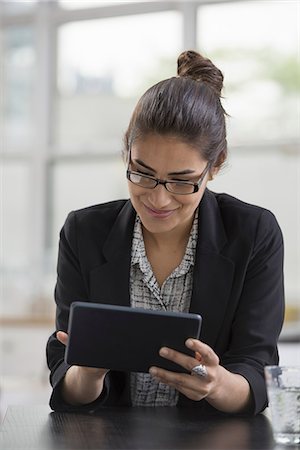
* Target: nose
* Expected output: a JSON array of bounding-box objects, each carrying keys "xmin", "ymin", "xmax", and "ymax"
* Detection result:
[{"xmin": 148, "ymin": 184, "xmax": 173, "ymax": 209}]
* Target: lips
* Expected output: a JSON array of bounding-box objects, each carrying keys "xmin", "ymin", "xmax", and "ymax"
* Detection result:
[{"xmin": 144, "ymin": 204, "xmax": 175, "ymax": 218}]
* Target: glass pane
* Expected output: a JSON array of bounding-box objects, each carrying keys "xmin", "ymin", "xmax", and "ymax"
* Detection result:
[
  {"xmin": 197, "ymin": 1, "xmax": 299, "ymax": 146},
  {"xmin": 1, "ymin": 162, "xmax": 31, "ymax": 268},
  {"xmin": 50, "ymin": 158, "xmax": 128, "ymax": 250},
  {"xmin": 1, "ymin": 1, "xmax": 37, "ymax": 15},
  {"xmin": 59, "ymin": 1, "xmax": 123, "ymax": 9},
  {"xmin": 0, "ymin": 162, "xmax": 33, "ymax": 317},
  {"xmin": 2, "ymin": 26, "xmax": 36, "ymax": 150},
  {"xmin": 55, "ymin": 11, "xmax": 181, "ymax": 152}
]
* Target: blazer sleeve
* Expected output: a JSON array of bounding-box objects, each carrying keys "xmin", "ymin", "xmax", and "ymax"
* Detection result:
[
  {"xmin": 221, "ymin": 209, "xmax": 285, "ymax": 415},
  {"xmin": 46, "ymin": 211, "xmax": 126, "ymax": 412}
]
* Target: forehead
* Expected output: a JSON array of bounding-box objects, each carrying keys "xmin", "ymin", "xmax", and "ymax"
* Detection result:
[{"xmin": 131, "ymin": 134, "xmax": 205, "ymax": 168}]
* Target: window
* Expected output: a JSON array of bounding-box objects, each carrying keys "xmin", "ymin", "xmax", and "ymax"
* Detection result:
[
  {"xmin": 1, "ymin": 0, "xmax": 299, "ymax": 331},
  {"xmin": 56, "ymin": 11, "xmax": 181, "ymax": 151},
  {"xmin": 50, "ymin": 158, "xmax": 127, "ymax": 246},
  {"xmin": 197, "ymin": 0, "xmax": 299, "ymax": 146}
]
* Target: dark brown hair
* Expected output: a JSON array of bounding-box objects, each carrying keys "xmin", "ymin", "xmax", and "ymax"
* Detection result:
[{"xmin": 124, "ymin": 50, "xmax": 227, "ymax": 169}]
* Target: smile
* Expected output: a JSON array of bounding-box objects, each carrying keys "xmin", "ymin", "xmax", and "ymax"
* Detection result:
[{"xmin": 144, "ymin": 204, "xmax": 176, "ymax": 219}]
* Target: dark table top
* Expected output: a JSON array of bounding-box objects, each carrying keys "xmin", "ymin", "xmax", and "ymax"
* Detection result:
[{"xmin": 0, "ymin": 405, "xmax": 298, "ymax": 450}]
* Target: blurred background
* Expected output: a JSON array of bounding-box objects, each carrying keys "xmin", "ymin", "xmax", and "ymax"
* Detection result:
[{"xmin": 0, "ymin": 0, "xmax": 299, "ymax": 420}]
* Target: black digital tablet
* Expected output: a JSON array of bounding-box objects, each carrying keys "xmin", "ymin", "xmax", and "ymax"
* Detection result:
[{"xmin": 65, "ymin": 302, "xmax": 202, "ymax": 373}]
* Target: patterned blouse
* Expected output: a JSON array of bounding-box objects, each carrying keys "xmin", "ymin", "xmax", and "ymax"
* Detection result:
[{"xmin": 129, "ymin": 210, "xmax": 198, "ymax": 406}]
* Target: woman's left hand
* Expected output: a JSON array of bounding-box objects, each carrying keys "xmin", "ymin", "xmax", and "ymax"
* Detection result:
[{"xmin": 149, "ymin": 338, "xmax": 221, "ymax": 402}]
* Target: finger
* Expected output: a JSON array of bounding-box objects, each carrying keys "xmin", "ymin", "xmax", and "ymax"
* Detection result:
[
  {"xmin": 173, "ymin": 383, "xmax": 208, "ymax": 402},
  {"xmin": 167, "ymin": 376, "xmax": 209, "ymax": 402},
  {"xmin": 159, "ymin": 347, "xmax": 199, "ymax": 373},
  {"xmin": 56, "ymin": 330, "xmax": 68, "ymax": 346},
  {"xmin": 185, "ymin": 339, "xmax": 219, "ymax": 366},
  {"xmin": 150, "ymin": 366, "xmax": 209, "ymax": 391},
  {"xmin": 150, "ymin": 366, "xmax": 190, "ymax": 386},
  {"xmin": 149, "ymin": 366, "xmax": 209, "ymax": 400}
]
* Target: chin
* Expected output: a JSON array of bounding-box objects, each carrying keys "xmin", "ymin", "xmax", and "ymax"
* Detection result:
[{"xmin": 139, "ymin": 214, "xmax": 178, "ymax": 234}]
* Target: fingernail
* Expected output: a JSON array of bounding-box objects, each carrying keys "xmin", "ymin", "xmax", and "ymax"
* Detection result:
[
  {"xmin": 160, "ymin": 347, "xmax": 168, "ymax": 357},
  {"xmin": 149, "ymin": 367, "xmax": 157, "ymax": 376},
  {"xmin": 186, "ymin": 339, "xmax": 194, "ymax": 348}
]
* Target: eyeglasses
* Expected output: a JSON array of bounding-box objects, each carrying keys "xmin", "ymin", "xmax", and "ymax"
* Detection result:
[{"xmin": 126, "ymin": 149, "xmax": 210, "ymax": 195}]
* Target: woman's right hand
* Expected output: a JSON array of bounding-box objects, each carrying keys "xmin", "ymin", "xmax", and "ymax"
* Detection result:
[{"xmin": 56, "ymin": 330, "xmax": 109, "ymax": 405}]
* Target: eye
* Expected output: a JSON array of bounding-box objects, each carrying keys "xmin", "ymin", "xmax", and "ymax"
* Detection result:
[
  {"xmin": 134, "ymin": 167, "xmax": 154, "ymax": 177},
  {"xmin": 137, "ymin": 170, "xmax": 153, "ymax": 177},
  {"xmin": 170, "ymin": 178, "xmax": 192, "ymax": 183}
]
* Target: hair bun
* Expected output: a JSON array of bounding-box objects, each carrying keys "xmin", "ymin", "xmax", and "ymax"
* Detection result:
[{"xmin": 177, "ymin": 50, "xmax": 224, "ymax": 96}]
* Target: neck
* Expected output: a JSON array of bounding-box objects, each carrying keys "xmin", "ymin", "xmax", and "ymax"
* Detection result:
[{"xmin": 142, "ymin": 215, "xmax": 195, "ymax": 250}]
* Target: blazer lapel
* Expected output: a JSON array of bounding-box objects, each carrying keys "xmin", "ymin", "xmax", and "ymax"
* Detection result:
[
  {"xmin": 89, "ymin": 201, "xmax": 136, "ymax": 307},
  {"xmin": 190, "ymin": 190, "xmax": 235, "ymax": 348}
]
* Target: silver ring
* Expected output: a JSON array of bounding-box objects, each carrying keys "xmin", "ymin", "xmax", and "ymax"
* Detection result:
[{"xmin": 191, "ymin": 364, "xmax": 207, "ymax": 378}]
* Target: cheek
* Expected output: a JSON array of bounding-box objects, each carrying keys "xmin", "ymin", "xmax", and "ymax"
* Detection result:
[
  {"xmin": 180, "ymin": 192, "xmax": 203, "ymax": 210},
  {"xmin": 127, "ymin": 183, "xmax": 139, "ymax": 198},
  {"xmin": 127, "ymin": 184, "xmax": 146, "ymax": 207}
]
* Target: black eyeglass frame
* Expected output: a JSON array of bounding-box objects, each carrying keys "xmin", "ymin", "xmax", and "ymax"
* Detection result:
[{"xmin": 126, "ymin": 148, "xmax": 211, "ymax": 195}]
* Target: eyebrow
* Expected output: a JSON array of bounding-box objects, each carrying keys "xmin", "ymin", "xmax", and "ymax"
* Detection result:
[{"xmin": 134, "ymin": 158, "xmax": 196, "ymax": 176}]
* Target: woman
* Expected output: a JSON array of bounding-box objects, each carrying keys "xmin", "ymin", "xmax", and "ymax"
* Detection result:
[{"xmin": 46, "ymin": 50, "xmax": 284, "ymax": 415}]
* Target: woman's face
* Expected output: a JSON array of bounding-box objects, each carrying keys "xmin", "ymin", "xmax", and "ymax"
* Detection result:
[{"xmin": 127, "ymin": 134, "xmax": 211, "ymax": 238}]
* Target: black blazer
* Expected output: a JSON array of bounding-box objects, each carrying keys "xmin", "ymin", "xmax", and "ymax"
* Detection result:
[{"xmin": 46, "ymin": 189, "xmax": 284, "ymax": 415}]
